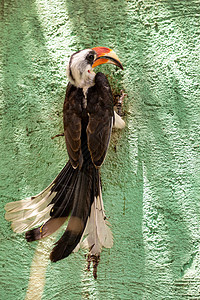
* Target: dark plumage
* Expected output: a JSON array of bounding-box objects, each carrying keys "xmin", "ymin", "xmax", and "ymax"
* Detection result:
[
  {"xmin": 50, "ymin": 72, "xmax": 113, "ymax": 261},
  {"xmin": 5, "ymin": 47, "xmax": 124, "ymax": 278}
]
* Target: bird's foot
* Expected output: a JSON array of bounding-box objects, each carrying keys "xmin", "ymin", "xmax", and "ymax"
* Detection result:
[
  {"xmin": 86, "ymin": 253, "xmax": 100, "ymax": 279},
  {"xmin": 114, "ymin": 90, "xmax": 127, "ymax": 116}
]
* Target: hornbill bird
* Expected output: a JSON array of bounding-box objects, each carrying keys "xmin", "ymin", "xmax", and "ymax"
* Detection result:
[{"xmin": 5, "ymin": 47, "xmax": 125, "ymax": 278}]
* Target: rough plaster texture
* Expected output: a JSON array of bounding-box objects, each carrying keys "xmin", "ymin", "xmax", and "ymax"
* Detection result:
[{"xmin": 1, "ymin": 0, "xmax": 200, "ymax": 299}]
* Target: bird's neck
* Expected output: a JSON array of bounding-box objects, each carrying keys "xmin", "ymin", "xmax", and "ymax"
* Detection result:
[
  {"xmin": 82, "ymin": 85, "xmax": 91, "ymax": 109},
  {"xmin": 79, "ymin": 70, "xmax": 96, "ymax": 89},
  {"xmin": 79, "ymin": 71, "xmax": 96, "ymax": 109},
  {"xmin": 67, "ymin": 68, "xmax": 96, "ymax": 108}
]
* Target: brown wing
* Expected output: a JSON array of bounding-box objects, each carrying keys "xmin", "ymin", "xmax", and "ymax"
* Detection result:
[
  {"xmin": 86, "ymin": 72, "xmax": 114, "ymax": 167},
  {"xmin": 63, "ymin": 83, "xmax": 83, "ymax": 168}
]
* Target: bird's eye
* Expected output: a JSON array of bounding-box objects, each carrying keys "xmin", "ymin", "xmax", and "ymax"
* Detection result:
[{"xmin": 87, "ymin": 53, "xmax": 95, "ymax": 63}]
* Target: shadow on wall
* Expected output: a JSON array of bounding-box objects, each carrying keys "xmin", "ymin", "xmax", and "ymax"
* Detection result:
[
  {"xmin": 2, "ymin": 1, "xmax": 63, "ymax": 192},
  {"xmin": 1, "ymin": 2, "xmax": 67, "ymax": 300},
  {"xmin": 124, "ymin": 1, "xmax": 200, "ymax": 296}
]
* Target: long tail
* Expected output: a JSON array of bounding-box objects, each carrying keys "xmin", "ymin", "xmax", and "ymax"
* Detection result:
[{"xmin": 5, "ymin": 161, "xmax": 112, "ymax": 267}]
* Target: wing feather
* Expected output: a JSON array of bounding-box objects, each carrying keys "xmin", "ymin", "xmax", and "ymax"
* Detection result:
[
  {"xmin": 63, "ymin": 84, "xmax": 83, "ymax": 168},
  {"xmin": 86, "ymin": 73, "xmax": 113, "ymax": 167}
]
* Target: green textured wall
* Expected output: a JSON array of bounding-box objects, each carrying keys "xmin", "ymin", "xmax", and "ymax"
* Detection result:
[{"xmin": 1, "ymin": 0, "xmax": 200, "ymax": 299}]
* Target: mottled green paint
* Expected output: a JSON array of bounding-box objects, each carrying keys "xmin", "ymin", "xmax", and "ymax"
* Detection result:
[{"xmin": 1, "ymin": 0, "xmax": 200, "ymax": 299}]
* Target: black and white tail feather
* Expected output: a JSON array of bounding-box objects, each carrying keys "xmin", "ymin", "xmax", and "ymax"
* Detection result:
[{"xmin": 5, "ymin": 160, "xmax": 113, "ymax": 259}]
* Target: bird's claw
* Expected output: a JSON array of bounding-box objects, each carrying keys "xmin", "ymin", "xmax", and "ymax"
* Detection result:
[
  {"xmin": 114, "ymin": 90, "xmax": 127, "ymax": 116},
  {"xmin": 86, "ymin": 254, "xmax": 100, "ymax": 279}
]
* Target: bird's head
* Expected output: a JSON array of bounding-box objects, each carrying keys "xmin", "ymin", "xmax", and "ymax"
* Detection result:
[{"xmin": 67, "ymin": 47, "xmax": 123, "ymax": 88}]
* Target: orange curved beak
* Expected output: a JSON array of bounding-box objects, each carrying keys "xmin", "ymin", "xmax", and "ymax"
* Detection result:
[{"xmin": 92, "ymin": 47, "xmax": 123, "ymax": 70}]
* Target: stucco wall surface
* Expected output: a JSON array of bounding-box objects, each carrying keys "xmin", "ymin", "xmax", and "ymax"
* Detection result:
[{"xmin": 1, "ymin": 0, "xmax": 200, "ymax": 299}]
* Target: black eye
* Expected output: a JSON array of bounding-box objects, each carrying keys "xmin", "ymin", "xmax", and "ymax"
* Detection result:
[{"xmin": 87, "ymin": 53, "xmax": 95, "ymax": 63}]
